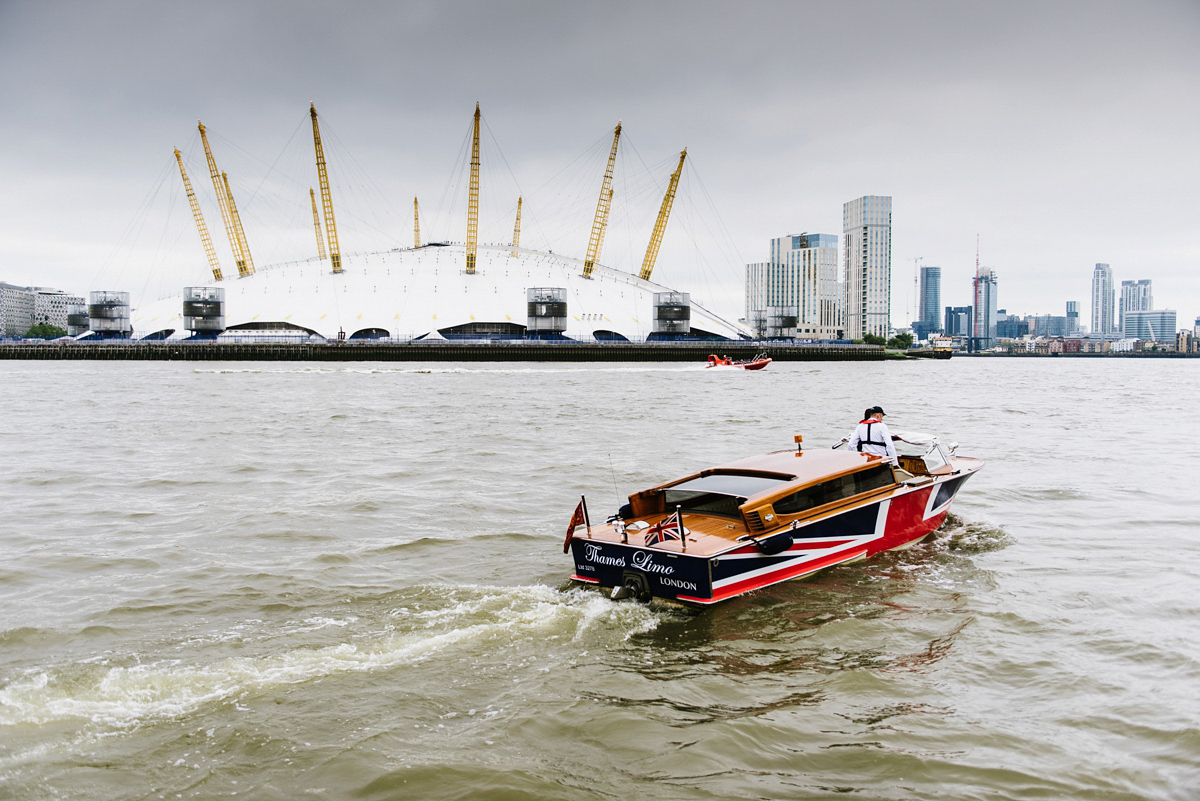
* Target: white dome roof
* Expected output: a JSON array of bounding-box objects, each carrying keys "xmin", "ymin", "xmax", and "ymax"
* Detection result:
[{"xmin": 131, "ymin": 243, "xmax": 748, "ymax": 342}]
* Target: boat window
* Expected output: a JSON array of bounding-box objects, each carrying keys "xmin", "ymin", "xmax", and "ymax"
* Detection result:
[
  {"xmin": 668, "ymin": 473, "xmax": 790, "ymax": 497},
  {"xmin": 662, "ymin": 489, "xmax": 744, "ymax": 517},
  {"xmin": 772, "ymin": 466, "xmax": 895, "ymax": 515},
  {"xmin": 660, "ymin": 472, "xmax": 796, "ymax": 517},
  {"xmin": 923, "ymin": 445, "xmax": 949, "ymax": 472}
]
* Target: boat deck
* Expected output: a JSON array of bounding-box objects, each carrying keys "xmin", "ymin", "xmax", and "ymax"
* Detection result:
[{"xmin": 577, "ymin": 452, "xmax": 984, "ymax": 558}]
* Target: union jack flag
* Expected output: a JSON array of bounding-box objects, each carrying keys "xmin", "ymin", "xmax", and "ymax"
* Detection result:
[
  {"xmin": 563, "ymin": 499, "xmax": 588, "ymax": 553},
  {"xmin": 645, "ymin": 509, "xmax": 684, "ymax": 547}
]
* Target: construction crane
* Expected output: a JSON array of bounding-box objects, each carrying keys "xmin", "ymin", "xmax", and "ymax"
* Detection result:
[
  {"xmin": 465, "ymin": 103, "xmax": 481, "ymax": 274},
  {"xmin": 222, "ymin": 172, "xmax": 255, "ymax": 275},
  {"xmin": 583, "ymin": 122, "xmax": 621, "ymax": 279},
  {"xmin": 638, "ymin": 149, "xmax": 686, "ymax": 282},
  {"xmin": 310, "ymin": 188, "xmax": 327, "ymax": 260},
  {"xmin": 310, "ymin": 103, "xmax": 342, "ymax": 274},
  {"xmin": 198, "ymin": 120, "xmax": 250, "ymax": 277},
  {"xmin": 510, "ymin": 196, "xmax": 522, "ymax": 257},
  {"xmin": 173, "ymin": 149, "xmax": 223, "ymax": 282},
  {"xmin": 413, "ymin": 197, "xmax": 421, "ymax": 248}
]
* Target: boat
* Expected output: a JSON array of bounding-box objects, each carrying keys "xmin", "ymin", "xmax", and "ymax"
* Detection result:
[
  {"xmin": 564, "ymin": 432, "xmax": 982, "ymax": 606},
  {"xmin": 706, "ymin": 353, "xmax": 772, "ymax": 370}
]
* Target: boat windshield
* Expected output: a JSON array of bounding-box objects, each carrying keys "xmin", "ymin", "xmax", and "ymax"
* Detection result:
[{"xmin": 663, "ymin": 473, "xmax": 791, "ymax": 517}]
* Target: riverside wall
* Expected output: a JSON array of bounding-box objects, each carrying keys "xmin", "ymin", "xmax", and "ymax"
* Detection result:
[{"xmin": 0, "ymin": 341, "xmax": 886, "ymax": 362}]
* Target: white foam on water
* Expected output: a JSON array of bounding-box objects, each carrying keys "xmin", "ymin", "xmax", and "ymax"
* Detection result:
[{"xmin": 0, "ymin": 585, "xmax": 659, "ymax": 729}]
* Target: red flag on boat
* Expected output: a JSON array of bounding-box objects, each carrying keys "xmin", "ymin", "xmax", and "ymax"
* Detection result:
[
  {"xmin": 563, "ymin": 500, "xmax": 586, "ymax": 553},
  {"xmin": 645, "ymin": 509, "xmax": 684, "ymax": 547}
]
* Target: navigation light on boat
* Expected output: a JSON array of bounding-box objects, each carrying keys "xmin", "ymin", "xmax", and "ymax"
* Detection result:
[{"xmin": 794, "ymin": 434, "xmax": 803, "ymax": 452}]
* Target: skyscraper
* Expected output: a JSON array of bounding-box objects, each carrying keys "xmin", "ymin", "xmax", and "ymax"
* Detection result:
[
  {"xmin": 913, "ymin": 266, "xmax": 942, "ymax": 340},
  {"xmin": 972, "ymin": 269, "xmax": 998, "ymax": 349},
  {"xmin": 1119, "ymin": 279, "xmax": 1152, "ymax": 335},
  {"xmin": 1091, "ymin": 263, "xmax": 1115, "ymax": 336},
  {"xmin": 842, "ymin": 196, "xmax": 892, "ymax": 340}
]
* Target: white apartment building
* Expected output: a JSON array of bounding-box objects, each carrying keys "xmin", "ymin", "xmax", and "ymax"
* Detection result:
[
  {"xmin": 34, "ymin": 289, "xmax": 86, "ymax": 329},
  {"xmin": 842, "ymin": 196, "xmax": 891, "ymax": 340},
  {"xmin": 1, "ymin": 282, "xmax": 35, "ymax": 337},
  {"xmin": 0, "ymin": 282, "xmax": 85, "ymax": 336},
  {"xmin": 746, "ymin": 233, "xmax": 841, "ymax": 339},
  {"xmin": 1118, "ymin": 279, "xmax": 1152, "ymax": 334},
  {"xmin": 1091, "ymin": 263, "xmax": 1115, "ymax": 336}
]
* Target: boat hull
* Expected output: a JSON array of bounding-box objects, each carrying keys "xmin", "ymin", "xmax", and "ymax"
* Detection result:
[
  {"xmin": 706, "ymin": 357, "xmax": 772, "ymax": 370},
  {"xmin": 570, "ymin": 472, "xmax": 972, "ymax": 606}
]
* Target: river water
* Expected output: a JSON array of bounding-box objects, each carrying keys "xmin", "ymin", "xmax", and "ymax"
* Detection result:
[{"xmin": 0, "ymin": 358, "xmax": 1197, "ymax": 800}]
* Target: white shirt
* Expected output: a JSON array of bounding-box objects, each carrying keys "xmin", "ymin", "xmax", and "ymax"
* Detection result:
[{"xmin": 847, "ymin": 418, "xmax": 898, "ymax": 465}]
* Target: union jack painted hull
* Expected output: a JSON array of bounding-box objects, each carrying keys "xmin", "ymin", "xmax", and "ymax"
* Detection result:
[{"xmin": 569, "ymin": 471, "xmax": 974, "ymax": 607}]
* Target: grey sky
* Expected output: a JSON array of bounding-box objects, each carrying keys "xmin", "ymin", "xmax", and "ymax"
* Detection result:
[{"xmin": 2, "ymin": 0, "xmax": 1197, "ymax": 328}]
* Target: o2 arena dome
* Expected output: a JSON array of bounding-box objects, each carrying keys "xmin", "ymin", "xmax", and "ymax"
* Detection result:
[{"xmin": 122, "ymin": 104, "xmax": 749, "ymax": 343}]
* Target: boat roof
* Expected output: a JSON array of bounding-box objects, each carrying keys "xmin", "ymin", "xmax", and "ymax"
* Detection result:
[{"xmin": 663, "ymin": 448, "xmax": 880, "ymax": 499}]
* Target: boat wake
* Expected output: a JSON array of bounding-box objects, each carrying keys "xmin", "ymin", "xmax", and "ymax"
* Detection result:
[
  {"xmin": 0, "ymin": 585, "xmax": 659, "ymax": 731},
  {"xmin": 933, "ymin": 512, "xmax": 1013, "ymax": 554}
]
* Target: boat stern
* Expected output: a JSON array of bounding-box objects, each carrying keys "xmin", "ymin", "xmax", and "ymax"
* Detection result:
[{"xmin": 569, "ymin": 537, "xmax": 714, "ymax": 604}]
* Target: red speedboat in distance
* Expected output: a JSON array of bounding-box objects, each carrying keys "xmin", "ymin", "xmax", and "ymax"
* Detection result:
[
  {"xmin": 564, "ymin": 434, "xmax": 982, "ymax": 606},
  {"xmin": 707, "ymin": 353, "xmax": 772, "ymax": 370}
]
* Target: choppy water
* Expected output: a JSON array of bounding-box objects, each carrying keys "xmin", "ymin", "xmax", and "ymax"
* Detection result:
[{"xmin": 1, "ymin": 358, "xmax": 1197, "ymax": 800}]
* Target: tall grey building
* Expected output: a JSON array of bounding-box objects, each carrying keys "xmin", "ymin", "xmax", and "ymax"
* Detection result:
[
  {"xmin": 972, "ymin": 269, "xmax": 998, "ymax": 348},
  {"xmin": 746, "ymin": 233, "xmax": 840, "ymax": 339},
  {"xmin": 1119, "ymin": 279, "xmax": 1152, "ymax": 334},
  {"xmin": 1091, "ymin": 263, "xmax": 1115, "ymax": 336},
  {"xmin": 913, "ymin": 265, "xmax": 941, "ymax": 340},
  {"xmin": 1065, "ymin": 300, "xmax": 1080, "ymax": 335},
  {"xmin": 944, "ymin": 306, "xmax": 972, "ymax": 338},
  {"xmin": 842, "ymin": 196, "xmax": 891, "ymax": 340}
]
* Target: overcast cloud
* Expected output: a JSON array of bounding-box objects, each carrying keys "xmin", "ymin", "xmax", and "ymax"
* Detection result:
[{"xmin": 1, "ymin": 0, "xmax": 1197, "ymax": 327}]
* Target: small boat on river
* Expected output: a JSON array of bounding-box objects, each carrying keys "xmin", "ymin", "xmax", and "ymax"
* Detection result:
[
  {"xmin": 706, "ymin": 354, "xmax": 772, "ymax": 370},
  {"xmin": 564, "ymin": 433, "xmax": 982, "ymax": 606}
]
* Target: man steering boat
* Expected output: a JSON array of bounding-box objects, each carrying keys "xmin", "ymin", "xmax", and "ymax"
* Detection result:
[{"xmin": 847, "ymin": 406, "xmax": 898, "ymax": 466}]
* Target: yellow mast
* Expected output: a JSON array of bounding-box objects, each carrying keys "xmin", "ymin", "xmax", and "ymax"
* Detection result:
[
  {"xmin": 222, "ymin": 172, "xmax": 255, "ymax": 275},
  {"xmin": 639, "ymin": 149, "xmax": 686, "ymax": 282},
  {"xmin": 583, "ymin": 122, "xmax": 621, "ymax": 278},
  {"xmin": 465, "ymin": 103, "xmax": 481, "ymax": 274},
  {"xmin": 310, "ymin": 188, "xmax": 328, "ymax": 260},
  {"xmin": 594, "ymin": 188, "xmax": 613, "ymax": 265},
  {"xmin": 413, "ymin": 197, "xmax": 421, "ymax": 248},
  {"xmin": 174, "ymin": 149, "xmax": 223, "ymax": 282},
  {"xmin": 510, "ymin": 196, "xmax": 522, "ymax": 257},
  {"xmin": 198, "ymin": 120, "xmax": 249, "ymax": 277},
  {"xmin": 310, "ymin": 103, "xmax": 342, "ymax": 273}
]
